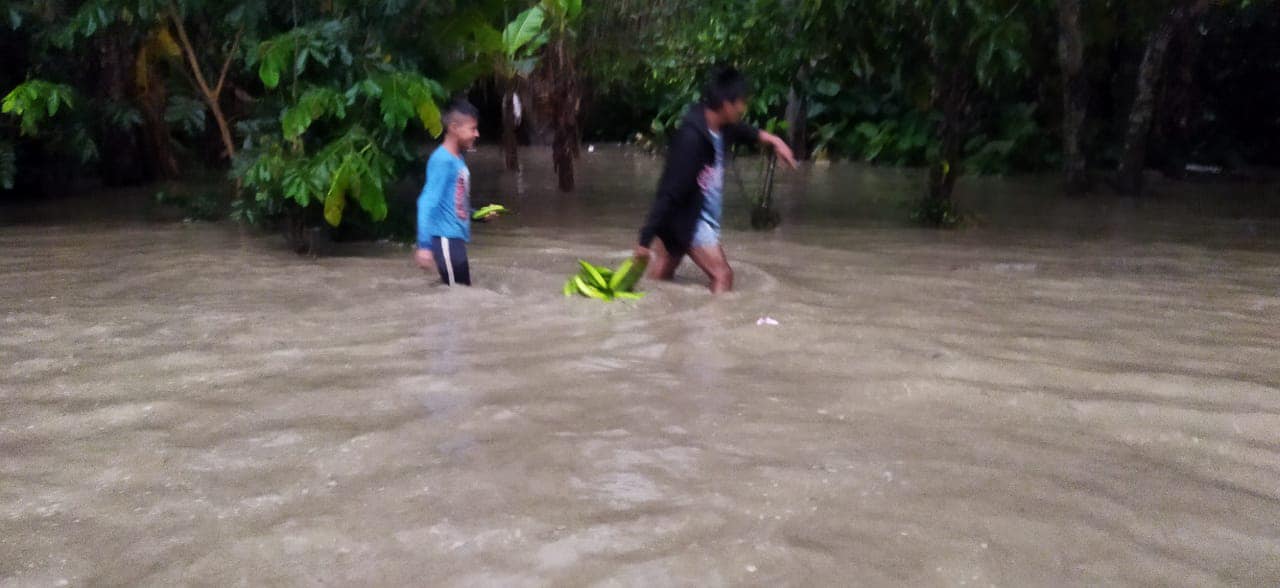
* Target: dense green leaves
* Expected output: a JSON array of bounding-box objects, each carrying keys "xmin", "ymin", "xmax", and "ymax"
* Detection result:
[
  {"xmin": 366, "ymin": 72, "xmax": 445, "ymax": 135},
  {"xmin": 236, "ymin": 4, "xmax": 448, "ymax": 233},
  {"xmin": 165, "ymin": 96, "xmax": 207, "ymax": 136},
  {"xmin": 238, "ymin": 128, "xmax": 395, "ymax": 228},
  {"xmin": 256, "ymin": 21, "xmax": 352, "ymax": 90},
  {"xmin": 2, "ymin": 80, "xmax": 77, "ymax": 136},
  {"xmin": 503, "ymin": 6, "xmax": 547, "ymax": 58},
  {"xmin": 319, "ymin": 130, "xmax": 395, "ymax": 226},
  {"xmin": 281, "ymin": 88, "xmax": 348, "ymax": 140}
]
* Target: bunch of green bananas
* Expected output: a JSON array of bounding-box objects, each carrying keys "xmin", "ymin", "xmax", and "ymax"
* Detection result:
[
  {"xmin": 563, "ymin": 258, "xmax": 647, "ymax": 301},
  {"xmin": 472, "ymin": 204, "xmax": 509, "ymax": 220}
]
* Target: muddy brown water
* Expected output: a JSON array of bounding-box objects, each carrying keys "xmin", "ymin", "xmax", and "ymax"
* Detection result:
[{"xmin": 2, "ymin": 147, "xmax": 1279, "ymax": 586}]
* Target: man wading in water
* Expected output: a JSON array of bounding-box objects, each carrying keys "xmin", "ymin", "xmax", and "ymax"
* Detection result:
[{"xmin": 634, "ymin": 67, "xmax": 797, "ymax": 294}]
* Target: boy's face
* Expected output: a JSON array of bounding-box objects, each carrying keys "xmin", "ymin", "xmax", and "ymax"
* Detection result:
[
  {"xmin": 719, "ymin": 98, "xmax": 749, "ymax": 124},
  {"xmin": 449, "ymin": 115, "xmax": 480, "ymax": 150}
]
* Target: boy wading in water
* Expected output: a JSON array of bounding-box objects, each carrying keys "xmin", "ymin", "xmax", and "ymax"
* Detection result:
[
  {"xmin": 415, "ymin": 100, "xmax": 496, "ymax": 286},
  {"xmin": 634, "ymin": 67, "xmax": 797, "ymax": 294}
]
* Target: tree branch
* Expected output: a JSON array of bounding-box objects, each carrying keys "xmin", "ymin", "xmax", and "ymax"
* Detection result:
[
  {"xmin": 214, "ymin": 28, "xmax": 244, "ymax": 98},
  {"xmin": 168, "ymin": 4, "xmax": 213, "ymax": 99}
]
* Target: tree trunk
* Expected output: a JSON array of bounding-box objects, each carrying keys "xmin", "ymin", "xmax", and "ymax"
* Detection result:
[
  {"xmin": 929, "ymin": 84, "xmax": 966, "ymax": 205},
  {"xmin": 1153, "ymin": 11, "xmax": 1206, "ymax": 177},
  {"xmin": 550, "ymin": 41, "xmax": 580, "ymax": 192},
  {"xmin": 502, "ymin": 84, "xmax": 519, "ymax": 171},
  {"xmin": 926, "ymin": 40, "xmax": 971, "ymax": 213},
  {"xmin": 1057, "ymin": 0, "xmax": 1089, "ymax": 193},
  {"xmin": 1116, "ymin": 0, "xmax": 1209, "ymax": 194},
  {"xmin": 96, "ymin": 29, "xmax": 147, "ymax": 185},
  {"xmin": 784, "ymin": 83, "xmax": 808, "ymax": 161},
  {"xmin": 534, "ymin": 37, "xmax": 580, "ymax": 192},
  {"xmin": 137, "ymin": 55, "xmax": 180, "ymax": 179}
]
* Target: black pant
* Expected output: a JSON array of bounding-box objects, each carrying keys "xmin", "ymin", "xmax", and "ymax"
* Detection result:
[{"xmin": 430, "ymin": 236, "xmax": 471, "ymax": 286}]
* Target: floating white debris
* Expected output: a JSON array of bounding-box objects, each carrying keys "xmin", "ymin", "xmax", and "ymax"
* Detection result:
[
  {"xmin": 1185, "ymin": 163, "xmax": 1222, "ymax": 174},
  {"xmin": 756, "ymin": 317, "xmax": 780, "ymax": 326}
]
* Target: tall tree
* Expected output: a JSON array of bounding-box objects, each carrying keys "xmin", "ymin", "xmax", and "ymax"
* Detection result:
[
  {"xmin": 458, "ymin": 4, "xmax": 548, "ymax": 171},
  {"xmin": 1057, "ymin": 0, "xmax": 1089, "ymax": 193},
  {"xmin": 533, "ymin": 0, "xmax": 583, "ymax": 191},
  {"xmin": 1116, "ymin": 0, "xmax": 1210, "ymax": 194},
  {"xmin": 913, "ymin": 0, "xmax": 1038, "ymax": 224}
]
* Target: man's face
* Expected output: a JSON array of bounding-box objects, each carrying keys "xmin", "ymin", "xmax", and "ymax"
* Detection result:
[
  {"xmin": 721, "ymin": 98, "xmax": 748, "ymax": 124},
  {"xmin": 451, "ymin": 116, "xmax": 480, "ymax": 150}
]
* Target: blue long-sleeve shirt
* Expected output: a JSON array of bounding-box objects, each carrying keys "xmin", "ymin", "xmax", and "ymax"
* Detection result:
[{"xmin": 416, "ymin": 147, "xmax": 471, "ymax": 247}]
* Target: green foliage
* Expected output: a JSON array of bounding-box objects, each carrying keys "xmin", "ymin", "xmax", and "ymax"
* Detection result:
[
  {"xmin": 237, "ymin": 63, "xmax": 444, "ymax": 228},
  {"xmin": 235, "ymin": 6, "xmax": 448, "ymax": 236},
  {"xmin": 584, "ymin": 0, "xmax": 1057, "ymax": 176},
  {"xmin": 319, "ymin": 129, "xmax": 395, "ymax": 226},
  {"xmin": 455, "ymin": 3, "xmax": 552, "ymax": 85},
  {"xmin": 2, "ymin": 80, "xmax": 77, "ymax": 136},
  {"xmin": 238, "ymin": 124, "xmax": 399, "ymax": 228},
  {"xmin": 850, "ymin": 113, "xmax": 935, "ymax": 165},
  {"xmin": 367, "ymin": 72, "xmax": 445, "ymax": 136},
  {"xmin": 964, "ymin": 103, "xmax": 1055, "ymax": 175},
  {"xmin": 503, "ymin": 6, "xmax": 547, "ymax": 59},
  {"xmin": 281, "ymin": 87, "xmax": 347, "ymax": 140},
  {"xmin": 53, "ymin": 0, "xmax": 167, "ymax": 48},
  {"xmin": 542, "ymin": 0, "xmax": 583, "ymax": 24},
  {"xmin": 229, "ymin": 192, "xmax": 283, "ymax": 226},
  {"xmin": 164, "ymin": 95, "xmax": 207, "ymax": 137},
  {"xmin": 103, "ymin": 100, "xmax": 144, "ymax": 130},
  {"xmin": 1, "ymin": 78, "xmax": 97, "ymax": 187},
  {"xmin": 255, "ymin": 20, "xmax": 353, "ymax": 90}
]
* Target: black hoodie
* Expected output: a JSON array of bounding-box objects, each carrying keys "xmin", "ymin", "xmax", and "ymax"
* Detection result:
[{"xmin": 638, "ymin": 106, "xmax": 759, "ymax": 255}]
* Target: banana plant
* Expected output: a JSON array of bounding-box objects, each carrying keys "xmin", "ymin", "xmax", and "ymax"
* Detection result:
[
  {"xmin": 533, "ymin": 0, "xmax": 584, "ymax": 191},
  {"xmin": 459, "ymin": 3, "xmax": 550, "ymax": 170}
]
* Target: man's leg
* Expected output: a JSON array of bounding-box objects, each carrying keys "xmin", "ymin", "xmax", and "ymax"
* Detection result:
[
  {"xmin": 431, "ymin": 237, "xmax": 472, "ymax": 286},
  {"xmin": 688, "ymin": 244, "xmax": 733, "ymax": 294},
  {"xmin": 646, "ymin": 237, "xmax": 683, "ymax": 281}
]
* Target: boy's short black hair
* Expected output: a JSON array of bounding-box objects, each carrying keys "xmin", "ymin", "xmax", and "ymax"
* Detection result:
[
  {"xmin": 443, "ymin": 99, "xmax": 480, "ymax": 128},
  {"xmin": 701, "ymin": 67, "xmax": 750, "ymax": 110}
]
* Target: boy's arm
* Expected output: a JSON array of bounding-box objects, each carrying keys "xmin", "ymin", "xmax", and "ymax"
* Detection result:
[
  {"xmin": 416, "ymin": 160, "xmax": 436, "ymax": 247},
  {"xmin": 638, "ymin": 128, "xmax": 704, "ymax": 253},
  {"xmin": 728, "ymin": 123, "xmax": 796, "ymax": 169}
]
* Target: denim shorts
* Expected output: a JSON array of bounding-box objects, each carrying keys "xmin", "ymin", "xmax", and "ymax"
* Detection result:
[{"xmin": 691, "ymin": 220, "xmax": 720, "ymax": 249}]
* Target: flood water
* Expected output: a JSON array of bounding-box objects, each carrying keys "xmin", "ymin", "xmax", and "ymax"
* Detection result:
[{"xmin": 3, "ymin": 147, "xmax": 1279, "ymax": 586}]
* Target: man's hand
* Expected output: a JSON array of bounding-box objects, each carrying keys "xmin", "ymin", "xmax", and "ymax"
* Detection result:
[
  {"xmin": 414, "ymin": 247, "xmax": 435, "ymax": 270},
  {"xmin": 483, "ymin": 211, "xmax": 500, "ymax": 222},
  {"xmin": 633, "ymin": 245, "xmax": 651, "ymax": 261},
  {"xmin": 759, "ymin": 131, "xmax": 798, "ymax": 169}
]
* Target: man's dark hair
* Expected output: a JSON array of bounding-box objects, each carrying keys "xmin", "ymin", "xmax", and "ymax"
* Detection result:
[
  {"xmin": 701, "ymin": 67, "xmax": 750, "ymax": 110},
  {"xmin": 442, "ymin": 99, "xmax": 480, "ymax": 128}
]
